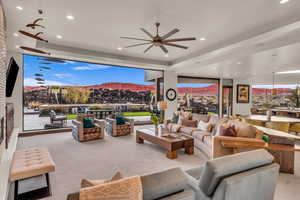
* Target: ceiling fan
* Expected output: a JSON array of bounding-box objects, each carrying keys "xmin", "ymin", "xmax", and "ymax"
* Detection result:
[{"xmin": 121, "ymin": 23, "xmax": 196, "ymax": 54}]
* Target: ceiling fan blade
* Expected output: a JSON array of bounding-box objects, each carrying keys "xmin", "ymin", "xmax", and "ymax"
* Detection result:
[
  {"xmin": 120, "ymin": 37, "xmax": 151, "ymax": 42},
  {"xmin": 124, "ymin": 42, "xmax": 152, "ymax": 48},
  {"xmin": 140, "ymin": 28, "xmax": 154, "ymax": 39},
  {"xmin": 144, "ymin": 44, "xmax": 154, "ymax": 53},
  {"xmin": 160, "ymin": 45, "xmax": 168, "ymax": 53},
  {"xmin": 164, "ymin": 43, "xmax": 188, "ymax": 49},
  {"xmin": 161, "ymin": 28, "xmax": 180, "ymax": 40},
  {"xmin": 164, "ymin": 37, "xmax": 196, "ymax": 42}
]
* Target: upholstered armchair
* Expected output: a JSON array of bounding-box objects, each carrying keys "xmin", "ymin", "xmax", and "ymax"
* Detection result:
[
  {"xmin": 106, "ymin": 117, "xmax": 134, "ymax": 137},
  {"xmin": 72, "ymin": 114, "xmax": 105, "ymax": 142}
]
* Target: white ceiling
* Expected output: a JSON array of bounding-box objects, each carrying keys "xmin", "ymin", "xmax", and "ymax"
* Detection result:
[{"xmin": 4, "ymin": 0, "xmax": 300, "ymax": 84}]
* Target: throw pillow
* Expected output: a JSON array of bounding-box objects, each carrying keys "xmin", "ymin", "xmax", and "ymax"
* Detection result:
[
  {"xmin": 116, "ymin": 116, "xmax": 125, "ymax": 125},
  {"xmin": 182, "ymin": 119, "xmax": 198, "ymax": 127},
  {"xmin": 197, "ymin": 120, "xmax": 209, "ymax": 131},
  {"xmin": 81, "ymin": 171, "xmax": 123, "ymax": 188},
  {"xmin": 83, "ymin": 117, "xmax": 95, "ymax": 128},
  {"xmin": 171, "ymin": 124, "xmax": 181, "ymax": 133},
  {"xmin": 182, "ymin": 112, "xmax": 193, "ymax": 120},
  {"xmin": 219, "ymin": 124, "xmax": 237, "ymax": 137}
]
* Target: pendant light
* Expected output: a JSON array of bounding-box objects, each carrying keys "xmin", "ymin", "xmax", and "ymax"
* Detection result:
[{"xmin": 271, "ymin": 72, "xmax": 278, "ymax": 96}]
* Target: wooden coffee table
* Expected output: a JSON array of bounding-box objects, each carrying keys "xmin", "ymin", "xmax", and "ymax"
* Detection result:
[{"xmin": 136, "ymin": 128, "xmax": 194, "ymax": 159}]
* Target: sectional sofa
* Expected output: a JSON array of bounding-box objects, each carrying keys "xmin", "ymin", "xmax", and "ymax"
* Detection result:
[
  {"xmin": 166, "ymin": 113, "xmax": 264, "ymax": 159},
  {"xmin": 67, "ymin": 150, "xmax": 279, "ymax": 200}
]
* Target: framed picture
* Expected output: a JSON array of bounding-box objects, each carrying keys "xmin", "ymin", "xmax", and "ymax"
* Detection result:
[{"xmin": 237, "ymin": 84, "xmax": 250, "ymax": 103}]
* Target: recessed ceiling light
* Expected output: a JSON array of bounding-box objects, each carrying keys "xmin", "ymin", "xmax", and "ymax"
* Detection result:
[
  {"xmin": 56, "ymin": 35, "xmax": 62, "ymax": 39},
  {"xmin": 237, "ymin": 62, "xmax": 242, "ymax": 65},
  {"xmin": 117, "ymin": 47, "xmax": 123, "ymax": 51},
  {"xmin": 16, "ymin": 45, "xmax": 20, "ymax": 49},
  {"xmin": 66, "ymin": 15, "xmax": 74, "ymax": 20},
  {"xmin": 16, "ymin": 6, "xmax": 23, "ymax": 10},
  {"xmin": 280, "ymin": 0, "xmax": 289, "ymax": 4},
  {"xmin": 276, "ymin": 70, "xmax": 300, "ymax": 74},
  {"xmin": 199, "ymin": 37, "xmax": 206, "ymax": 41},
  {"xmin": 13, "ymin": 33, "xmax": 19, "ymax": 37}
]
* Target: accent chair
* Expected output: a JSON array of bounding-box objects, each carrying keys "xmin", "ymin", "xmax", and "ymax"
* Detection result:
[{"xmin": 72, "ymin": 114, "xmax": 105, "ymax": 142}]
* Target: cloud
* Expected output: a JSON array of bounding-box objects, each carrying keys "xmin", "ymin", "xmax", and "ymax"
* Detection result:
[
  {"xmin": 54, "ymin": 73, "xmax": 72, "ymax": 79},
  {"xmin": 73, "ymin": 64, "xmax": 110, "ymax": 71},
  {"xmin": 24, "ymin": 78, "xmax": 68, "ymax": 86}
]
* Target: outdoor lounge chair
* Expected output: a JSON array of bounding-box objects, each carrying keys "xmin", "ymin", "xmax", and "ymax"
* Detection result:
[
  {"xmin": 72, "ymin": 114, "xmax": 105, "ymax": 142},
  {"xmin": 106, "ymin": 117, "xmax": 134, "ymax": 137},
  {"xmin": 49, "ymin": 110, "xmax": 67, "ymax": 125}
]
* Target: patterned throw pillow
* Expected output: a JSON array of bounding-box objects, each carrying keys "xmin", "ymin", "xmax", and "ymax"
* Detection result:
[
  {"xmin": 219, "ymin": 124, "xmax": 237, "ymax": 137},
  {"xmin": 83, "ymin": 117, "xmax": 95, "ymax": 128},
  {"xmin": 81, "ymin": 171, "xmax": 123, "ymax": 188}
]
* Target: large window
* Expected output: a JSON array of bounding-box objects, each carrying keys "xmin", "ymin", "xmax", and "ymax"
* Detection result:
[
  {"xmin": 252, "ymin": 84, "xmax": 298, "ymax": 108},
  {"xmin": 23, "ymin": 55, "xmax": 162, "ymax": 131},
  {"xmin": 177, "ymin": 77, "xmax": 219, "ymax": 115}
]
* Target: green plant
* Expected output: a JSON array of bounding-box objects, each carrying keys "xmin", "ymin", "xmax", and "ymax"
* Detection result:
[{"xmin": 150, "ymin": 113, "xmax": 160, "ymax": 126}]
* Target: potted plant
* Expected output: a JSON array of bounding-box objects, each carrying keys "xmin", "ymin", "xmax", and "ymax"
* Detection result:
[{"xmin": 150, "ymin": 113, "xmax": 160, "ymax": 134}]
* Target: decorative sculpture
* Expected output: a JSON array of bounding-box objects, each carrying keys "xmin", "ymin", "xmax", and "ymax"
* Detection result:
[
  {"xmin": 26, "ymin": 18, "xmax": 45, "ymax": 29},
  {"xmin": 19, "ymin": 30, "xmax": 48, "ymax": 42}
]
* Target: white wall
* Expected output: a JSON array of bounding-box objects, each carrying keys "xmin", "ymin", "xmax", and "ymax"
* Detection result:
[
  {"xmin": 164, "ymin": 70, "xmax": 178, "ymax": 120},
  {"xmin": 233, "ymin": 78, "xmax": 252, "ymax": 116}
]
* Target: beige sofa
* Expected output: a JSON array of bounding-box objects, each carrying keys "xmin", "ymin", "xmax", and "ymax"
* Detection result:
[{"xmin": 166, "ymin": 113, "xmax": 264, "ymax": 159}]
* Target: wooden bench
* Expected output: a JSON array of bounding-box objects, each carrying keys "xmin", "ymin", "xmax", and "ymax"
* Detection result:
[{"xmin": 10, "ymin": 148, "xmax": 55, "ymax": 200}]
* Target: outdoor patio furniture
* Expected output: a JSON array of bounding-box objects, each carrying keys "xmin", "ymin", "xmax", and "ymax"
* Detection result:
[
  {"xmin": 72, "ymin": 114, "xmax": 105, "ymax": 142},
  {"xmin": 49, "ymin": 110, "xmax": 67, "ymax": 125},
  {"xmin": 106, "ymin": 117, "xmax": 134, "ymax": 137}
]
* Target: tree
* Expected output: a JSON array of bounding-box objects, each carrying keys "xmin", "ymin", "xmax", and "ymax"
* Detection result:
[
  {"xmin": 64, "ymin": 87, "xmax": 91, "ymax": 104},
  {"xmin": 287, "ymin": 88, "xmax": 299, "ymax": 107}
]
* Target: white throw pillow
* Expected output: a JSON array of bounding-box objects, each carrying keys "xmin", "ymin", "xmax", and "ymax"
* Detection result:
[{"xmin": 197, "ymin": 120, "xmax": 209, "ymax": 131}]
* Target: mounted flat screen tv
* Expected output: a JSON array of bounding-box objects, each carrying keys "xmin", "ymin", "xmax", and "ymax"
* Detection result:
[{"xmin": 6, "ymin": 57, "xmax": 19, "ymax": 97}]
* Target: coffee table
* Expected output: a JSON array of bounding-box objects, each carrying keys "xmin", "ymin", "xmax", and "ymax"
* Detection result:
[{"xmin": 136, "ymin": 128, "xmax": 194, "ymax": 159}]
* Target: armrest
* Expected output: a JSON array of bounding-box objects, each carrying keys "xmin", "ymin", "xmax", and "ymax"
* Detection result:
[
  {"xmin": 72, "ymin": 120, "xmax": 83, "ymax": 127},
  {"xmin": 106, "ymin": 118, "xmax": 116, "ymax": 125},
  {"xmin": 212, "ymin": 136, "xmax": 264, "ymax": 159},
  {"xmin": 94, "ymin": 119, "xmax": 106, "ymax": 127}
]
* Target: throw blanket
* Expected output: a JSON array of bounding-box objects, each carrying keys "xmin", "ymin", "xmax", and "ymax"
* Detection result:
[{"xmin": 80, "ymin": 176, "xmax": 143, "ymax": 200}]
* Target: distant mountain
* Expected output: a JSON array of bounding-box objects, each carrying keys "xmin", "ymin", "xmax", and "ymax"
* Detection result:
[
  {"xmin": 252, "ymin": 88, "xmax": 293, "ymax": 95},
  {"xmin": 24, "ymin": 83, "xmax": 294, "ymax": 95}
]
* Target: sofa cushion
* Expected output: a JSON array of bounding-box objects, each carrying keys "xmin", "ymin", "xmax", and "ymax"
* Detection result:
[
  {"xmin": 192, "ymin": 114, "xmax": 210, "ymax": 122},
  {"xmin": 81, "ymin": 171, "xmax": 123, "ymax": 188},
  {"xmin": 185, "ymin": 166, "xmax": 204, "ymax": 180},
  {"xmin": 228, "ymin": 120, "xmax": 257, "ymax": 138},
  {"xmin": 180, "ymin": 126, "xmax": 196, "ymax": 136},
  {"xmin": 198, "ymin": 149, "xmax": 274, "ymax": 196},
  {"xmin": 141, "ymin": 167, "xmax": 188, "ymax": 200},
  {"xmin": 83, "ymin": 117, "xmax": 95, "ymax": 128},
  {"xmin": 182, "ymin": 119, "xmax": 198, "ymax": 127},
  {"xmin": 116, "ymin": 116, "xmax": 125, "ymax": 125},
  {"xmin": 168, "ymin": 123, "xmax": 181, "ymax": 133}
]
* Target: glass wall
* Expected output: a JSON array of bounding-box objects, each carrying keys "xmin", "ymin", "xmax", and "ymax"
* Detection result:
[
  {"xmin": 177, "ymin": 77, "xmax": 219, "ymax": 115},
  {"xmin": 252, "ymin": 85, "xmax": 298, "ymax": 108},
  {"xmin": 23, "ymin": 55, "xmax": 162, "ymax": 131}
]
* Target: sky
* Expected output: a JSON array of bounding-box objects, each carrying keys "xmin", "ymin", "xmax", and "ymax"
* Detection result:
[
  {"xmin": 24, "ymin": 55, "xmax": 216, "ymax": 88},
  {"xmin": 23, "ymin": 55, "xmax": 152, "ymax": 86},
  {"xmin": 24, "ymin": 55, "xmax": 295, "ymax": 89}
]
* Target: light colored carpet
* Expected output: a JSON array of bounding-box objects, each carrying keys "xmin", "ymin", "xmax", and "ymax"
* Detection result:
[
  {"xmin": 16, "ymin": 125, "xmax": 300, "ymax": 200},
  {"xmin": 16, "ymin": 125, "xmax": 205, "ymax": 200}
]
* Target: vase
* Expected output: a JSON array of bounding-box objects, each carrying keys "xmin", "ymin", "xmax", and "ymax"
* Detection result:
[
  {"xmin": 266, "ymin": 110, "xmax": 272, "ymax": 121},
  {"xmin": 155, "ymin": 125, "xmax": 158, "ymax": 135}
]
